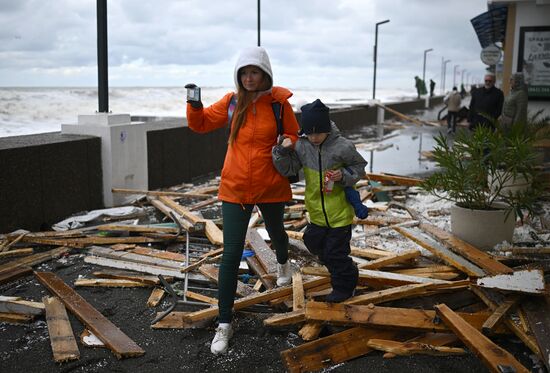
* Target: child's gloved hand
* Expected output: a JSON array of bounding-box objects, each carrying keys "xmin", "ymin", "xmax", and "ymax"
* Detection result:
[{"xmin": 273, "ymin": 136, "xmax": 292, "ymax": 156}]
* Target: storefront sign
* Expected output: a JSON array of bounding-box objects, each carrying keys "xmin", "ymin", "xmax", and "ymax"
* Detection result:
[{"xmin": 518, "ymin": 26, "xmax": 550, "ymax": 99}]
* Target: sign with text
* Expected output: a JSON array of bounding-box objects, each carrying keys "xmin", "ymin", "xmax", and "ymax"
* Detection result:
[
  {"xmin": 480, "ymin": 44, "xmax": 502, "ymax": 66},
  {"xmin": 518, "ymin": 26, "xmax": 550, "ymax": 99}
]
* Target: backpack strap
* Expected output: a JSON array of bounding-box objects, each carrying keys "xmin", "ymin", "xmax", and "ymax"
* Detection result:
[
  {"xmin": 227, "ymin": 94, "xmax": 237, "ymax": 127},
  {"xmin": 271, "ymin": 101, "xmax": 284, "ymax": 136},
  {"xmin": 227, "ymin": 95, "xmax": 284, "ymax": 135}
]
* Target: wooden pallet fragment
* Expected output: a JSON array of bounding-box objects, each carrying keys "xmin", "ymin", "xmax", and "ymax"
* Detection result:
[
  {"xmin": 435, "ymin": 303, "xmax": 529, "ymax": 373},
  {"xmin": 419, "ymin": 223, "xmax": 513, "ymax": 275},
  {"xmin": 35, "ymin": 271, "xmax": 144, "ymax": 359},
  {"xmin": 43, "ymin": 296, "xmax": 80, "ymax": 362}
]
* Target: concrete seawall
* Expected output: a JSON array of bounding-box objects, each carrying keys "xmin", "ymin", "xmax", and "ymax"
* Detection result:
[{"xmin": 0, "ymin": 96, "xmax": 443, "ymax": 232}]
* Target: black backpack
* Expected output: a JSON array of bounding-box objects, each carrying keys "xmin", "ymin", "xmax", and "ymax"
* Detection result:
[{"xmin": 227, "ymin": 94, "xmax": 299, "ymax": 183}]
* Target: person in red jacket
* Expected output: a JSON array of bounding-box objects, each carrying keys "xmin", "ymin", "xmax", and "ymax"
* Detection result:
[{"xmin": 185, "ymin": 46, "xmax": 300, "ymax": 355}]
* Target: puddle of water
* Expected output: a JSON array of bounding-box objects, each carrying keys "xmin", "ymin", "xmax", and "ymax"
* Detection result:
[{"xmin": 355, "ymin": 124, "xmax": 446, "ymax": 176}]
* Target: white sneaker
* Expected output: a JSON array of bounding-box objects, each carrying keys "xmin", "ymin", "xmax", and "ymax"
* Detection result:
[
  {"xmin": 276, "ymin": 261, "xmax": 292, "ymax": 287},
  {"xmin": 210, "ymin": 323, "xmax": 233, "ymax": 355}
]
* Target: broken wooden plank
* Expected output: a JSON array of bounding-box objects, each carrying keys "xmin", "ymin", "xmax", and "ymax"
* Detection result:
[
  {"xmin": 0, "ymin": 248, "xmax": 33, "ymax": 258},
  {"xmin": 0, "ymin": 265, "xmax": 33, "ymax": 285},
  {"xmin": 147, "ymin": 288, "xmax": 166, "ymax": 307},
  {"xmin": 476, "ymin": 269, "xmax": 546, "ymax": 295},
  {"xmin": 365, "ymin": 172, "xmax": 422, "ymax": 186},
  {"xmin": 87, "ymin": 246, "xmax": 182, "ymax": 269},
  {"xmin": 435, "ymin": 303, "xmax": 529, "ymax": 373},
  {"xmin": 148, "ymin": 197, "xmax": 195, "ymax": 232},
  {"xmin": 0, "ymin": 232, "xmax": 28, "ymax": 253},
  {"xmin": 204, "ymin": 220, "xmax": 223, "ymax": 245},
  {"xmin": 35, "ymin": 271, "xmax": 144, "ymax": 359},
  {"xmin": 419, "ymin": 223, "xmax": 513, "ymax": 275},
  {"xmin": 84, "ymin": 255, "xmax": 205, "ymax": 282},
  {"xmin": 95, "ymin": 224, "xmax": 178, "ymax": 234},
  {"xmin": 0, "ymin": 297, "xmax": 45, "ymax": 315},
  {"xmin": 151, "ymin": 311, "xmax": 212, "ymax": 329},
  {"xmin": 158, "ymin": 196, "xmax": 206, "ymax": 231},
  {"xmin": 80, "ymin": 329, "xmax": 106, "ymax": 348},
  {"xmin": 350, "ymin": 246, "xmax": 393, "ymax": 259},
  {"xmin": 522, "ymin": 296, "xmax": 550, "ymax": 372},
  {"xmin": 298, "ymin": 322, "xmax": 323, "ymax": 341},
  {"xmin": 394, "ymin": 226, "xmax": 486, "ymax": 277},
  {"xmin": 357, "ymin": 249, "xmax": 421, "ymax": 270},
  {"xmin": 245, "ymin": 254, "xmax": 276, "ymax": 290},
  {"xmin": 92, "ymin": 270, "xmax": 170, "ymax": 285},
  {"xmin": 470, "ymin": 285, "xmax": 542, "ymax": 358},
  {"xmin": 383, "ymin": 333, "xmax": 459, "ymax": 359},
  {"xmin": 482, "ymin": 295, "xmax": 520, "ymax": 335},
  {"xmin": 183, "ymin": 277, "xmax": 330, "ymax": 323},
  {"xmin": 185, "ymin": 290, "xmax": 217, "ymax": 305},
  {"xmin": 0, "ymin": 312, "xmax": 33, "ymax": 324},
  {"xmin": 198, "ymin": 264, "xmax": 256, "ymax": 297},
  {"xmin": 112, "ymin": 187, "xmax": 211, "ymax": 199},
  {"xmin": 74, "ymin": 278, "xmax": 151, "ymax": 288},
  {"xmin": 280, "ymin": 327, "xmax": 398, "ymax": 373},
  {"xmin": 304, "ymin": 302, "xmax": 506, "ymax": 334},
  {"xmin": 292, "ymin": 272, "xmax": 305, "ymax": 311},
  {"xmin": 263, "ymin": 309, "xmax": 306, "ymax": 327},
  {"xmin": 43, "ymin": 296, "xmax": 80, "ymax": 362},
  {"xmin": 246, "ymin": 229, "xmax": 278, "ymax": 275},
  {"xmin": 22, "ymin": 236, "xmax": 162, "ymax": 248},
  {"xmin": 129, "ymin": 247, "xmax": 185, "ymax": 262},
  {"xmin": 367, "ymin": 338, "xmax": 466, "ymax": 356}
]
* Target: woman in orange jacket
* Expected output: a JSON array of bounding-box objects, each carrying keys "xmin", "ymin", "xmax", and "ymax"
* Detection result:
[{"xmin": 185, "ymin": 46, "xmax": 299, "ymax": 355}]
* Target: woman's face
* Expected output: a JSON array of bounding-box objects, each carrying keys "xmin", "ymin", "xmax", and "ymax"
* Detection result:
[{"xmin": 240, "ymin": 66, "xmax": 265, "ymax": 91}]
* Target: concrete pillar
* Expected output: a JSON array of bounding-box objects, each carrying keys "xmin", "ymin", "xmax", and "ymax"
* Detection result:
[
  {"xmin": 62, "ymin": 113, "xmax": 148, "ymax": 207},
  {"xmin": 376, "ymin": 105, "xmax": 384, "ymax": 139}
]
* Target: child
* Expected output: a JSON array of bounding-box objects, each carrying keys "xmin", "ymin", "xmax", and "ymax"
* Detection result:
[{"xmin": 272, "ymin": 99, "xmax": 368, "ymax": 302}]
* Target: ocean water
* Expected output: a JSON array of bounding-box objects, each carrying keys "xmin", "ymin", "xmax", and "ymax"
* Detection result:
[{"xmin": 0, "ymin": 86, "xmax": 418, "ymax": 138}]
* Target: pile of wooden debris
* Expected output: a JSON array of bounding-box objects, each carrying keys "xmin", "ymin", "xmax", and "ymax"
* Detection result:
[{"xmin": 0, "ymin": 173, "xmax": 548, "ymax": 373}]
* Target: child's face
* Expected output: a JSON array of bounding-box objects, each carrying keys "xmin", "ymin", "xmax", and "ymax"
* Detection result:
[{"xmin": 306, "ymin": 132, "xmax": 329, "ymax": 146}]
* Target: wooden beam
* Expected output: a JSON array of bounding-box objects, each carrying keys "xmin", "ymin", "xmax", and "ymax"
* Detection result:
[
  {"xmin": 35, "ymin": 271, "xmax": 144, "ymax": 359},
  {"xmin": 419, "ymin": 223, "xmax": 513, "ymax": 275},
  {"xmin": 43, "ymin": 296, "xmax": 80, "ymax": 362},
  {"xmin": 383, "ymin": 333, "xmax": 459, "ymax": 359},
  {"xmin": 357, "ymin": 249, "xmax": 421, "ymax": 270},
  {"xmin": 185, "ymin": 290, "xmax": 217, "ymax": 305},
  {"xmin": 394, "ymin": 226, "xmax": 486, "ymax": 277},
  {"xmin": 298, "ymin": 322, "xmax": 323, "ymax": 341},
  {"xmin": 292, "ymin": 272, "xmax": 305, "ymax": 311},
  {"xmin": 198, "ymin": 264, "xmax": 257, "ymax": 297},
  {"xmin": 350, "ymin": 246, "xmax": 393, "ymax": 259},
  {"xmin": 92, "ymin": 270, "xmax": 171, "ymax": 285},
  {"xmin": 280, "ymin": 327, "xmax": 398, "ymax": 373},
  {"xmin": 0, "ymin": 265, "xmax": 32, "ymax": 286},
  {"xmin": 148, "ymin": 197, "xmax": 195, "ymax": 232},
  {"xmin": 204, "ymin": 220, "xmax": 223, "ymax": 245},
  {"xmin": 0, "ymin": 248, "xmax": 33, "ymax": 258},
  {"xmin": 0, "ymin": 312, "xmax": 33, "ymax": 324},
  {"xmin": 304, "ymin": 301, "xmax": 506, "ymax": 334},
  {"xmin": 128, "ymin": 247, "xmax": 185, "ymax": 262},
  {"xmin": 435, "ymin": 303, "xmax": 529, "ymax": 373},
  {"xmin": 0, "ymin": 246, "xmax": 70, "ymax": 285}
]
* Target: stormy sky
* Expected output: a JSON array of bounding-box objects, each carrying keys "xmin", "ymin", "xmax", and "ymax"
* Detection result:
[{"xmin": 0, "ymin": 0, "xmax": 490, "ymax": 90}]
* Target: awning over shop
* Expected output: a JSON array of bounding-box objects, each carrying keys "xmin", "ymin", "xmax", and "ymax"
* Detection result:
[{"xmin": 470, "ymin": 4, "xmax": 508, "ymax": 48}]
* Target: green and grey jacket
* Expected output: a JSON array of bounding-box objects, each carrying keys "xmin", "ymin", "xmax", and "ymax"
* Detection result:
[{"xmin": 272, "ymin": 123, "xmax": 367, "ymax": 228}]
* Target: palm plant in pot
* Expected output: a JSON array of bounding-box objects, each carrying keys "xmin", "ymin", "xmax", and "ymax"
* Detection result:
[{"xmin": 421, "ymin": 121, "xmax": 543, "ymax": 249}]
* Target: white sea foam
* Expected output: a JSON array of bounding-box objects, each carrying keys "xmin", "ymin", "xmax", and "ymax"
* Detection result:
[{"xmin": 0, "ymin": 86, "xmax": 417, "ymax": 138}]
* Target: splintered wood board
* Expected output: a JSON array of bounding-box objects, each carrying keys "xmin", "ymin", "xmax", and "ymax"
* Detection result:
[
  {"xmin": 35, "ymin": 271, "xmax": 144, "ymax": 359},
  {"xmin": 246, "ymin": 228, "xmax": 277, "ymax": 275},
  {"xmin": 281, "ymin": 327, "xmax": 398, "ymax": 373},
  {"xmin": 476, "ymin": 269, "xmax": 546, "ymax": 294},
  {"xmin": 435, "ymin": 304, "xmax": 529, "ymax": 373},
  {"xmin": 43, "ymin": 296, "xmax": 80, "ymax": 362}
]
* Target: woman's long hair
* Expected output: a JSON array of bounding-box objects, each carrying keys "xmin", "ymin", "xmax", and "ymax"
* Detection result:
[{"xmin": 228, "ymin": 70, "xmax": 272, "ymax": 145}]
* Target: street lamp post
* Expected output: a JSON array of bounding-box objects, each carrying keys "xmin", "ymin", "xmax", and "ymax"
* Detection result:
[
  {"xmin": 422, "ymin": 48, "xmax": 433, "ymax": 84},
  {"xmin": 442, "ymin": 59, "xmax": 451, "ymax": 94},
  {"xmin": 372, "ymin": 19, "xmax": 390, "ymax": 100},
  {"xmin": 257, "ymin": 0, "xmax": 261, "ymax": 46},
  {"xmin": 453, "ymin": 64, "xmax": 459, "ymax": 88},
  {"xmin": 461, "ymin": 69, "xmax": 466, "ymax": 85}
]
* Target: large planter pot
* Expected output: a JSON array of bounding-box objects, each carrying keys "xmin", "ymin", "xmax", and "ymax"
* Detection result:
[{"xmin": 451, "ymin": 204, "xmax": 516, "ymax": 250}]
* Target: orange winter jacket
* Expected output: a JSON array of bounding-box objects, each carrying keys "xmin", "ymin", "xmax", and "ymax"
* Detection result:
[{"xmin": 186, "ymin": 86, "xmax": 300, "ymax": 204}]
